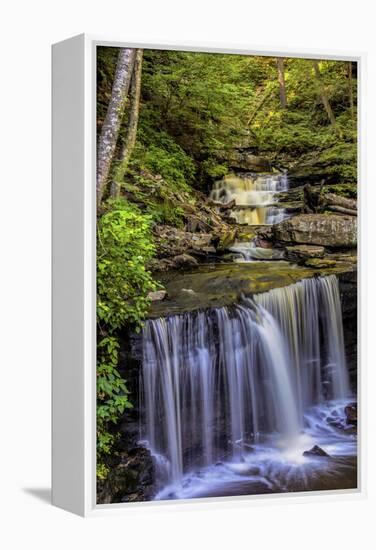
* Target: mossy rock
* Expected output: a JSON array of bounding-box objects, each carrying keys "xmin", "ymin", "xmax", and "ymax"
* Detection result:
[
  {"xmin": 149, "ymin": 259, "xmax": 356, "ymax": 317},
  {"xmin": 304, "ymin": 258, "xmax": 337, "ymax": 268},
  {"xmin": 215, "ymin": 228, "xmax": 237, "ymax": 251},
  {"xmin": 289, "ymin": 144, "xmax": 357, "ymax": 185}
]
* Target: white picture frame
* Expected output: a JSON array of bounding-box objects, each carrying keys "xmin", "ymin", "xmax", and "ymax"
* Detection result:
[{"xmin": 52, "ymin": 34, "xmax": 366, "ymax": 517}]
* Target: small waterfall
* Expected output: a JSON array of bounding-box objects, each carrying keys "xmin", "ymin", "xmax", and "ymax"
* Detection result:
[
  {"xmin": 141, "ymin": 275, "xmax": 350, "ymax": 490},
  {"xmin": 210, "ymin": 173, "xmax": 289, "ymax": 226},
  {"xmin": 228, "ymin": 240, "xmax": 284, "ymax": 261}
]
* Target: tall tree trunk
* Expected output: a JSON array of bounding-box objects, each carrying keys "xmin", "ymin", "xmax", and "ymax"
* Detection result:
[
  {"xmin": 276, "ymin": 57, "xmax": 287, "ymax": 108},
  {"xmin": 348, "ymin": 61, "xmax": 355, "ymax": 123},
  {"xmin": 312, "ymin": 60, "xmax": 339, "ymax": 132},
  {"xmin": 96, "ymin": 48, "xmax": 136, "ymax": 205},
  {"xmin": 111, "ymin": 49, "xmax": 143, "ymax": 198}
]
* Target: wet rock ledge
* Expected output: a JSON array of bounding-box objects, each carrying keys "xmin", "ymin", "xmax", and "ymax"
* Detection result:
[{"xmin": 148, "ymin": 256, "xmax": 356, "ymax": 319}]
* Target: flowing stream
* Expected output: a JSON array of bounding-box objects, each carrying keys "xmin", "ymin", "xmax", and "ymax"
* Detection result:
[{"xmin": 140, "ymin": 275, "xmax": 355, "ymax": 500}]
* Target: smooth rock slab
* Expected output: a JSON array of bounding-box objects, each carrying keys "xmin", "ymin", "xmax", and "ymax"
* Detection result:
[{"xmin": 274, "ymin": 214, "xmax": 357, "ymax": 248}]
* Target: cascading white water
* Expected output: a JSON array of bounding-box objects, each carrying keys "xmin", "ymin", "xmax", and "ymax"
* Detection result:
[
  {"xmin": 256, "ymin": 275, "xmax": 350, "ymax": 412},
  {"xmin": 210, "ymin": 172, "xmax": 290, "ymax": 262},
  {"xmin": 210, "ymin": 172, "xmax": 289, "ymax": 226},
  {"xmin": 141, "ymin": 275, "xmax": 352, "ymax": 498},
  {"xmin": 228, "ymin": 240, "xmax": 285, "ymax": 261}
]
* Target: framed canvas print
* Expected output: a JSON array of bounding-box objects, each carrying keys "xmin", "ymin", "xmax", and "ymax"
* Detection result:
[{"xmin": 52, "ymin": 35, "xmax": 364, "ymax": 516}]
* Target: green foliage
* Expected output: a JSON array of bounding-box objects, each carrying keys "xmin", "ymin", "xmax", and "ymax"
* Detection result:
[
  {"xmin": 317, "ymin": 143, "xmax": 357, "ymax": 180},
  {"xmin": 131, "ymin": 127, "xmax": 195, "ymax": 192},
  {"xmin": 145, "ymin": 200, "xmax": 185, "ymax": 227},
  {"xmin": 250, "ymin": 59, "xmax": 357, "ymax": 158},
  {"xmin": 96, "ymin": 200, "xmax": 159, "ymax": 478},
  {"xmin": 97, "ymin": 200, "xmax": 158, "ymax": 328},
  {"xmin": 135, "ymin": 52, "xmax": 357, "ymax": 184},
  {"xmin": 201, "ymin": 159, "xmax": 229, "ymax": 179},
  {"xmin": 324, "ymin": 182, "xmax": 357, "ymax": 199},
  {"xmin": 138, "ymin": 50, "xmax": 260, "ymax": 185},
  {"xmin": 97, "ymin": 336, "xmax": 132, "ymax": 479},
  {"xmin": 97, "ymin": 48, "xmax": 357, "ymax": 194}
]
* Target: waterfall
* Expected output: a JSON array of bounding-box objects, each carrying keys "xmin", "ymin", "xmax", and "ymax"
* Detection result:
[
  {"xmin": 228, "ymin": 240, "xmax": 285, "ymax": 261},
  {"xmin": 141, "ymin": 275, "xmax": 351, "ymax": 492},
  {"xmin": 210, "ymin": 173, "xmax": 289, "ymax": 226},
  {"xmin": 210, "ymin": 172, "xmax": 290, "ymax": 262}
]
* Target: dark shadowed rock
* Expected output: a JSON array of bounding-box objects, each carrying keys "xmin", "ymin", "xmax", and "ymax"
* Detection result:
[
  {"xmin": 345, "ymin": 403, "xmax": 357, "ymax": 425},
  {"xmin": 274, "ymin": 214, "xmax": 357, "ymax": 248},
  {"xmin": 96, "ymin": 446, "xmax": 155, "ymax": 504},
  {"xmin": 285, "ymin": 244, "xmax": 325, "ymax": 261},
  {"xmin": 172, "ymin": 254, "xmax": 198, "ymax": 268},
  {"xmin": 303, "ymin": 445, "xmax": 330, "ymax": 458}
]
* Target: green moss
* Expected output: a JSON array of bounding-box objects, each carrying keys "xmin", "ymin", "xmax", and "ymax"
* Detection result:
[
  {"xmin": 304, "ymin": 258, "xmax": 337, "ymax": 268},
  {"xmin": 324, "ymin": 182, "xmax": 357, "ymax": 199}
]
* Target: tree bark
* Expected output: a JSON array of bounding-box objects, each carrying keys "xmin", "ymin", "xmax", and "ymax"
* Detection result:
[
  {"xmin": 312, "ymin": 60, "xmax": 338, "ymax": 132},
  {"xmin": 324, "ymin": 192, "xmax": 357, "ymax": 210},
  {"xmin": 304, "ymin": 184, "xmax": 357, "ymax": 214},
  {"xmin": 276, "ymin": 58, "xmax": 287, "ymax": 108},
  {"xmin": 111, "ymin": 49, "xmax": 144, "ymax": 198},
  {"xmin": 326, "ymin": 205, "xmax": 357, "ymax": 216},
  {"xmin": 96, "ymin": 48, "xmax": 136, "ymax": 204}
]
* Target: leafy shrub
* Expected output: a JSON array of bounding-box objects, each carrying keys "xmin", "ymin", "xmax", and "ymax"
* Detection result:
[
  {"xmin": 201, "ymin": 158, "xmax": 229, "ymax": 179},
  {"xmin": 131, "ymin": 125, "xmax": 196, "ymax": 193},
  {"xmin": 97, "ymin": 200, "xmax": 158, "ymax": 328},
  {"xmin": 145, "ymin": 200, "xmax": 185, "ymax": 227},
  {"xmin": 97, "ymin": 200, "xmax": 159, "ymax": 478}
]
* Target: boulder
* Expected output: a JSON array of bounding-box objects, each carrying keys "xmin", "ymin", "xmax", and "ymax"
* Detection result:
[
  {"xmin": 227, "ymin": 151, "xmax": 272, "ymax": 172},
  {"xmin": 285, "ymin": 244, "xmax": 325, "ymax": 262},
  {"xmin": 274, "ymin": 214, "xmax": 357, "ymax": 248},
  {"xmin": 147, "ymin": 290, "xmax": 167, "ymax": 301},
  {"xmin": 190, "ymin": 234, "xmax": 217, "ymax": 255},
  {"xmin": 213, "ymin": 228, "xmax": 237, "ymax": 252},
  {"xmin": 172, "ymin": 254, "xmax": 198, "ymax": 268},
  {"xmin": 303, "ymin": 445, "xmax": 330, "ymax": 458},
  {"xmin": 153, "ymin": 225, "xmax": 217, "ymax": 259}
]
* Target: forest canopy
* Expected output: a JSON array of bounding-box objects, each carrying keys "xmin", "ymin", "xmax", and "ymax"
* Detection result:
[{"xmin": 97, "ymin": 49, "xmax": 357, "ymax": 196}]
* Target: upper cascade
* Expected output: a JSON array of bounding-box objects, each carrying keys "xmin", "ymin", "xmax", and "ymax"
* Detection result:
[{"xmin": 210, "ymin": 172, "xmax": 289, "ymax": 226}]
